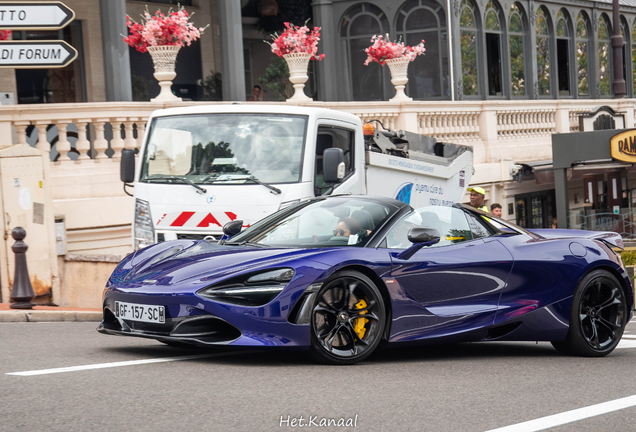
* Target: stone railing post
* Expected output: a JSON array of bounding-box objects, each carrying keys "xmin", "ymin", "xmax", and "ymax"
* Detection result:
[
  {"xmin": 93, "ymin": 118, "xmax": 109, "ymax": 159},
  {"xmin": 110, "ymin": 118, "xmax": 126, "ymax": 159},
  {"xmin": 35, "ymin": 120, "xmax": 50, "ymax": 152},
  {"xmin": 124, "ymin": 118, "xmax": 138, "ymax": 150},
  {"xmin": 55, "ymin": 120, "xmax": 72, "ymax": 161},
  {"xmin": 75, "ymin": 120, "xmax": 91, "ymax": 160},
  {"xmin": 14, "ymin": 121, "xmax": 30, "ymax": 145},
  {"xmin": 136, "ymin": 120, "xmax": 147, "ymax": 148}
]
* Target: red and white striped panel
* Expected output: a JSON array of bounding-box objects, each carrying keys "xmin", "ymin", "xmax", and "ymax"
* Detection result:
[{"xmin": 156, "ymin": 211, "xmax": 245, "ymax": 229}]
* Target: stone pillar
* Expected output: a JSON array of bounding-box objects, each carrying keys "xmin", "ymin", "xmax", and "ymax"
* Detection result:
[
  {"xmin": 554, "ymin": 101, "xmax": 570, "ymax": 133},
  {"xmin": 313, "ymin": 0, "xmax": 338, "ymax": 101},
  {"xmin": 219, "ymin": 0, "xmax": 246, "ymax": 101},
  {"xmin": 99, "ymin": 0, "xmax": 132, "ymax": 101}
]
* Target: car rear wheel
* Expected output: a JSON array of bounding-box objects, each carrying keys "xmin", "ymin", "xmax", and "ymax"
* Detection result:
[
  {"xmin": 310, "ymin": 270, "xmax": 386, "ymax": 365},
  {"xmin": 551, "ymin": 269, "xmax": 627, "ymax": 357}
]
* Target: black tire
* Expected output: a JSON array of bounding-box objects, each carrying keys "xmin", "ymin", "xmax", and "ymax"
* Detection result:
[
  {"xmin": 309, "ymin": 270, "xmax": 386, "ymax": 365},
  {"xmin": 551, "ymin": 269, "xmax": 627, "ymax": 357}
]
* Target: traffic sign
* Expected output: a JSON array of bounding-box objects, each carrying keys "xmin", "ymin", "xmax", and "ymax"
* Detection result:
[
  {"xmin": 0, "ymin": 2, "xmax": 74, "ymax": 30},
  {"xmin": 0, "ymin": 40, "xmax": 77, "ymax": 68}
]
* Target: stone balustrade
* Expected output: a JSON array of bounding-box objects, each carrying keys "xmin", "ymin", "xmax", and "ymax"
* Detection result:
[{"xmin": 0, "ymin": 97, "xmax": 634, "ymax": 256}]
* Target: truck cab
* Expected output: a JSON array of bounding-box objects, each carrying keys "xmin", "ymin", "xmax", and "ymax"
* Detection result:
[{"xmin": 123, "ymin": 104, "xmax": 473, "ymax": 250}]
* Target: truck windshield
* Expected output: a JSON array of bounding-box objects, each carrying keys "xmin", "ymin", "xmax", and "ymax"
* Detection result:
[{"xmin": 140, "ymin": 114, "xmax": 307, "ymax": 185}]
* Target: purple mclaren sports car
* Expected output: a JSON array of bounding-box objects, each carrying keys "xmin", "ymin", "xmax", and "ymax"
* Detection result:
[{"xmin": 98, "ymin": 195, "xmax": 633, "ymax": 364}]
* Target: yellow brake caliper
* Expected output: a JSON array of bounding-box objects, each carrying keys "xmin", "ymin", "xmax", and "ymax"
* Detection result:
[{"xmin": 353, "ymin": 299, "xmax": 369, "ymax": 339}]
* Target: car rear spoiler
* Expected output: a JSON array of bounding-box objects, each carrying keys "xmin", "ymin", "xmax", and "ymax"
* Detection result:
[{"xmin": 529, "ymin": 228, "xmax": 625, "ymax": 250}]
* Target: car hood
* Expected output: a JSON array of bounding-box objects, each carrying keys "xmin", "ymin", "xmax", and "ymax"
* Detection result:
[{"xmin": 109, "ymin": 240, "xmax": 322, "ymax": 288}]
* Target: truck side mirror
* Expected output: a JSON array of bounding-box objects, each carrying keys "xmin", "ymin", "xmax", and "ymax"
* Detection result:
[
  {"xmin": 323, "ymin": 148, "xmax": 345, "ymax": 183},
  {"xmin": 121, "ymin": 149, "xmax": 136, "ymax": 183}
]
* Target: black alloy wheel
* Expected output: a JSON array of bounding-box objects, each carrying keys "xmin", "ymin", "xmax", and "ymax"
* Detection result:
[
  {"xmin": 552, "ymin": 270, "xmax": 627, "ymax": 357},
  {"xmin": 310, "ymin": 270, "xmax": 386, "ymax": 365}
]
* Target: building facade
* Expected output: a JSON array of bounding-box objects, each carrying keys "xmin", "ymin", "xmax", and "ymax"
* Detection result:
[{"xmin": 2, "ymin": 0, "xmax": 636, "ymax": 237}]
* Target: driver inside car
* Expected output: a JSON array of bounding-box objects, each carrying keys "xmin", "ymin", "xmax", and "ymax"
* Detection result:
[{"xmin": 334, "ymin": 217, "xmax": 362, "ymax": 237}]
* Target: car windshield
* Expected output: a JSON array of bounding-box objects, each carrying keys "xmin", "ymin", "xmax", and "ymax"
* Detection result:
[
  {"xmin": 229, "ymin": 197, "xmax": 401, "ymax": 248},
  {"xmin": 140, "ymin": 114, "xmax": 307, "ymax": 185}
]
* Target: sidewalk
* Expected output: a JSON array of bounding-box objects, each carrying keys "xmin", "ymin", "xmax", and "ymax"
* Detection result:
[{"xmin": 0, "ymin": 303, "xmax": 102, "ymax": 322}]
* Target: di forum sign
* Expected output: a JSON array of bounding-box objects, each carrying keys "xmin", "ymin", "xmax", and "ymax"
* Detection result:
[{"xmin": 0, "ymin": 1, "xmax": 77, "ymax": 69}]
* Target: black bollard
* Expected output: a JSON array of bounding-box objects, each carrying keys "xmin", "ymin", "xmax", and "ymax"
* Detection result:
[{"xmin": 9, "ymin": 227, "xmax": 35, "ymax": 309}]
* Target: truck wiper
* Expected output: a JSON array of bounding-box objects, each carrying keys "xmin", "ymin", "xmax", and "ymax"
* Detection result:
[
  {"xmin": 145, "ymin": 176, "xmax": 207, "ymax": 194},
  {"xmin": 211, "ymin": 176, "xmax": 281, "ymax": 195}
]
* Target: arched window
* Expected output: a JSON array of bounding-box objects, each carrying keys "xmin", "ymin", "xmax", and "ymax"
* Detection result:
[
  {"xmin": 340, "ymin": 4, "xmax": 390, "ymax": 101},
  {"xmin": 556, "ymin": 9, "xmax": 572, "ymax": 96},
  {"xmin": 598, "ymin": 14, "xmax": 611, "ymax": 96},
  {"xmin": 576, "ymin": 12, "xmax": 590, "ymax": 97},
  {"xmin": 396, "ymin": 0, "xmax": 449, "ymax": 99},
  {"xmin": 536, "ymin": 7, "xmax": 551, "ymax": 96},
  {"xmin": 509, "ymin": 3, "xmax": 526, "ymax": 96},
  {"xmin": 484, "ymin": 0, "xmax": 504, "ymax": 96},
  {"xmin": 459, "ymin": 0, "xmax": 479, "ymax": 96}
]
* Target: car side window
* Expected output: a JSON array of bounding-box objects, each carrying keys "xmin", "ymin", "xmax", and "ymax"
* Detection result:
[
  {"xmin": 315, "ymin": 126, "xmax": 354, "ymax": 196},
  {"xmin": 384, "ymin": 207, "xmax": 476, "ymax": 249},
  {"xmin": 465, "ymin": 212, "xmax": 496, "ymax": 239}
]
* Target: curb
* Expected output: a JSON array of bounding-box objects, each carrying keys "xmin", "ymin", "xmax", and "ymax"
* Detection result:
[{"xmin": 0, "ymin": 310, "xmax": 102, "ymax": 323}]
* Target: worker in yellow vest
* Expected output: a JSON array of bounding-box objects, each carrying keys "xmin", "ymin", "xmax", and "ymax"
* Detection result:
[{"xmin": 468, "ymin": 187, "xmax": 489, "ymax": 212}]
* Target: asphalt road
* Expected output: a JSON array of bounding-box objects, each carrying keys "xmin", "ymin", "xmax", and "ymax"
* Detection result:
[{"xmin": 2, "ymin": 319, "xmax": 636, "ymax": 432}]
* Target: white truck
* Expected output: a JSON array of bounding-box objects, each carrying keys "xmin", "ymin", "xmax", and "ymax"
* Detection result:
[{"xmin": 120, "ymin": 105, "xmax": 474, "ymax": 249}]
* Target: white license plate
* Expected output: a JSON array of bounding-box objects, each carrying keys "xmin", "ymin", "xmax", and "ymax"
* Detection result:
[{"xmin": 114, "ymin": 301, "xmax": 165, "ymax": 323}]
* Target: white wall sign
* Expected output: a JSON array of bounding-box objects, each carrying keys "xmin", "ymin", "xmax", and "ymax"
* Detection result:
[
  {"xmin": 0, "ymin": 2, "xmax": 74, "ymax": 30},
  {"xmin": 0, "ymin": 40, "xmax": 77, "ymax": 68}
]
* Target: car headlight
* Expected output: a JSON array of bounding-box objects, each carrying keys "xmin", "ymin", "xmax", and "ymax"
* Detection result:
[
  {"xmin": 134, "ymin": 199, "xmax": 155, "ymax": 250},
  {"xmin": 197, "ymin": 268, "xmax": 295, "ymax": 307}
]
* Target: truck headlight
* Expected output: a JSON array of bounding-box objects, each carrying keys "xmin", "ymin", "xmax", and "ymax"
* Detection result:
[
  {"xmin": 134, "ymin": 199, "xmax": 155, "ymax": 249},
  {"xmin": 197, "ymin": 268, "xmax": 295, "ymax": 306}
]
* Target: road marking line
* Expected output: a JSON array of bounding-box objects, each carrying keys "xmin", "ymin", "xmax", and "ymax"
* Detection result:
[
  {"xmin": 482, "ymin": 394, "xmax": 636, "ymax": 432},
  {"xmin": 617, "ymin": 339, "xmax": 636, "ymax": 349},
  {"xmin": 6, "ymin": 351, "xmax": 249, "ymax": 376}
]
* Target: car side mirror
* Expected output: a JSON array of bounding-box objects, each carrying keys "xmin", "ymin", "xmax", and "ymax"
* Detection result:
[
  {"xmin": 323, "ymin": 148, "xmax": 345, "ymax": 183},
  {"xmin": 223, "ymin": 220, "xmax": 243, "ymax": 237},
  {"xmin": 218, "ymin": 219, "xmax": 244, "ymax": 245},
  {"xmin": 397, "ymin": 227, "xmax": 441, "ymax": 260},
  {"xmin": 407, "ymin": 227, "xmax": 440, "ymax": 244},
  {"xmin": 120, "ymin": 149, "xmax": 136, "ymax": 183}
]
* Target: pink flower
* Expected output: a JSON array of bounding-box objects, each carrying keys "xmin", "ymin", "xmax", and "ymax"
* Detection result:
[
  {"xmin": 364, "ymin": 34, "xmax": 425, "ymax": 66},
  {"xmin": 123, "ymin": 6, "xmax": 208, "ymax": 53},
  {"xmin": 266, "ymin": 22, "xmax": 325, "ymax": 61}
]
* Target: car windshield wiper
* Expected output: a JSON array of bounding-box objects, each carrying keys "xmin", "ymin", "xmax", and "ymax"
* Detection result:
[
  {"xmin": 208, "ymin": 176, "xmax": 281, "ymax": 195},
  {"xmin": 230, "ymin": 240, "xmax": 270, "ymax": 248},
  {"xmin": 145, "ymin": 176, "xmax": 207, "ymax": 194}
]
